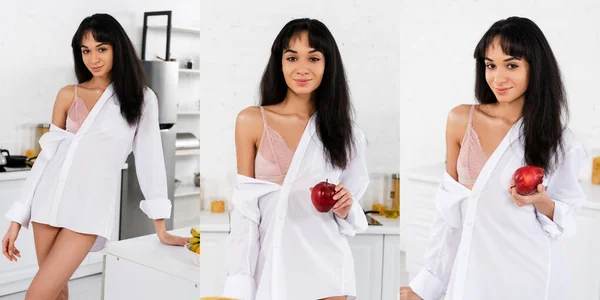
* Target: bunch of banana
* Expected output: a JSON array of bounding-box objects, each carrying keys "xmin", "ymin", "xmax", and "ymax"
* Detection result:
[{"xmin": 189, "ymin": 226, "xmax": 200, "ymax": 254}]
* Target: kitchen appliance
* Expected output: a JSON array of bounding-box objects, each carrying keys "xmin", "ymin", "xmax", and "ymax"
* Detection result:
[
  {"xmin": 176, "ymin": 132, "xmax": 200, "ymax": 150},
  {"xmin": 194, "ymin": 172, "xmax": 200, "ymax": 187},
  {"xmin": 0, "ymin": 149, "xmax": 35, "ymax": 168},
  {"xmin": 0, "ymin": 149, "xmax": 7, "ymax": 172},
  {"xmin": 119, "ymin": 11, "xmax": 179, "ymax": 240}
]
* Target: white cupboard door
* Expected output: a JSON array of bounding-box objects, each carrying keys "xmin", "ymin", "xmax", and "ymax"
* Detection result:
[
  {"xmin": 348, "ymin": 234, "xmax": 384, "ymax": 300},
  {"xmin": 0, "ymin": 180, "xmax": 39, "ymax": 287},
  {"xmin": 199, "ymin": 231, "xmax": 228, "ymax": 297}
]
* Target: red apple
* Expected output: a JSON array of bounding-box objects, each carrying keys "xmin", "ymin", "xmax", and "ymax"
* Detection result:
[
  {"xmin": 512, "ymin": 165, "xmax": 545, "ymax": 196},
  {"xmin": 311, "ymin": 179, "xmax": 337, "ymax": 212}
]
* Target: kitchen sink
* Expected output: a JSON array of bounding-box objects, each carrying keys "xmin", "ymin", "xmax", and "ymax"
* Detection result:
[{"xmin": 366, "ymin": 214, "xmax": 382, "ymax": 226}]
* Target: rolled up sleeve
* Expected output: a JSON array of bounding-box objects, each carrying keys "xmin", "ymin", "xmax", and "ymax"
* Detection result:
[
  {"xmin": 536, "ymin": 143, "xmax": 588, "ymax": 239},
  {"xmin": 132, "ymin": 88, "xmax": 172, "ymax": 220}
]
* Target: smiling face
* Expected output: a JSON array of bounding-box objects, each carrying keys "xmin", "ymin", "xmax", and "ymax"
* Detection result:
[
  {"xmin": 80, "ymin": 31, "xmax": 114, "ymax": 78},
  {"xmin": 484, "ymin": 37, "xmax": 530, "ymax": 104},
  {"xmin": 281, "ymin": 31, "xmax": 325, "ymax": 97}
]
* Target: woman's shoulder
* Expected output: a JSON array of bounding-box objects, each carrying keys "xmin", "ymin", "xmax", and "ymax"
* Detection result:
[
  {"xmin": 447, "ymin": 104, "xmax": 473, "ymax": 125},
  {"xmin": 54, "ymin": 85, "xmax": 76, "ymax": 108},
  {"xmin": 57, "ymin": 84, "xmax": 76, "ymax": 98},
  {"xmin": 236, "ymin": 106, "xmax": 263, "ymax": 129},
  {"xmin": 446, "ymin": 104, "xmax": 473, "ymax": 138},
  {"xmin": 142, "ymin": 86, "xmax": 157, "ymax": 100}
]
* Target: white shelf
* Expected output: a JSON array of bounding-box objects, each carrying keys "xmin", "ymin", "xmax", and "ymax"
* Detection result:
[
  {"xmin": 179, "ymin": 69, "xmax": 200, "ymax": 75},
  {"xmin": 175, "ymin": 183, "xmax": 201, "ymax": 198},
  {"xmin": 146, "ymin": 25, "xmax": 200, "ymax": 35},
  {"xmin": 177, "ymin": 110, "xmax": 200, "ymax": 116},
  {"xmin": 175, "ymin": 149, "xmax": 200, "ymax": 156}
]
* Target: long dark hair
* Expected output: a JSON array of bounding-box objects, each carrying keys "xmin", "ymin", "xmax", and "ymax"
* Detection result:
[
  {"xmin": 71, "ymin": 13, "xmax": 145, "ymax": 126},
  {"xmin": 473, "ymin": 16, "xmax": 567, "ymax": 172},
  {"xmin": 260, "ymin": 18, "xmax": 354, "ymax": 169}
]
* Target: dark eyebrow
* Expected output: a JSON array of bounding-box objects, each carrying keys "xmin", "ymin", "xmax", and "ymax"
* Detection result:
[
  {"xmin": 484, "ymin": 56, "xmax": 520, "ymax": 62},
  {"xmin": 80, "ymin": 42, "xmax": 108, "ymax": 48},
  {"xmin": 284, "ymin": 49, "xmax": 321, "ymax": 54}
]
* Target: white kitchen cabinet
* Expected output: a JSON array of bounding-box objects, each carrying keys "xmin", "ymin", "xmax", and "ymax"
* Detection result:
[
  {"xmin": 382, "ymin": 234, "xmax": 406, "ymax": 300},
  {"xmin": 400, "ymin": 162, "xmax": 600, "ymax": 299},
  {"xmin": 103, "ymin": 227, "xmax": 200, "ymax": 300},
  {"xmin": 562, "ymin": 204, "xmax": 600, "ymax": 300},
  {"xmin": 0, "ymin": 178, "xmax": 40, "ymax": 295},
  {"xmin": 199, "ymin": 231, "xmax": 228, "ymax": 297},
  {"xmin": 399, "ymin": 169, "xmax": 439, "ymax": 276},
  {"xmin": 348, "ymin": 234, "xmax": 384, "ymax": 300}
]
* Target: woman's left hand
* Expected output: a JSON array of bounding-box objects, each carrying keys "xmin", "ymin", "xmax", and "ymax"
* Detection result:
[
  {"xmin": 157, "ymin": 231, "xmax": 189, "ymax": 246},
  {"xmin": 332, "ymin": 182, "xmax": 353, "ymax": 219},
  {"xmin": 508, "ymin": 178, "xmax": 549, "ymax": 207}
]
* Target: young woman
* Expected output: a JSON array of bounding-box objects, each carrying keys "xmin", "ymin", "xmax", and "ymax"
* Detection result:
[
  {"xmin": 400, "ymin": 17, "xmax": 587, "ymax": 300},
  {"xmin": 1, "ymin": 13, "xmax": 188, "ymax": 300},
  {"xmin": 222, "ymin": 19, "xmax": 370, "ymax": 300}
]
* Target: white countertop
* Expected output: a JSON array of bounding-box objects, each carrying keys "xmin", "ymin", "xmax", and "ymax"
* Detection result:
[
  {"xmin": 199, "ymin": 210, "xmax": 399, "ymax": 235},
  {"xmin": 200, "ymin": 211, "xmax": 230, "ymax": 232},
  {"xmin": 103, "ymin": 227, "xmax": 199, "ymax": 284},
  {"xmin": 0, "ymin": 170, "xmax": 30, "ymax": 181},
  {"xmin": 363, "ymin": 213, "xmax": 400, "ymax": 235}
]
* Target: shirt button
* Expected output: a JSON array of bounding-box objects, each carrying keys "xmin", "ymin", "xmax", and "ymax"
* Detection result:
[
  {"xmin": 466, "ymin": 221, "xmax": 473, "ymax": 227},
  {"xmin": 463, "ymin": 251, "xmax": 469, "ymax": 256}
]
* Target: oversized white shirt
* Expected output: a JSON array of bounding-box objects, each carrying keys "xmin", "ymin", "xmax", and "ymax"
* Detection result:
[
  {"xmin": 4, "ymin": 84, "xmax": 172, "ymax": 251},
  {"xmin": 409, "ymin": 119, "xmax": 588, "ymax": 300},
  {"xmin": 222, "ymin": 115, "xmax": 370, "ymax": 300}
]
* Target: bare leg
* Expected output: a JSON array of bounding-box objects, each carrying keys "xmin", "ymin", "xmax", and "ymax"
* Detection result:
[
  {"xmin": 31, "ymin": 222, "xmax": 69, "ymax": 300},
  {"xmin": 25, "ymin": 227, "xmax": 97, "ymax": 300},
  {"xmin": 320, "ymin": 296, "xmax": 348, "ymax": 300}
]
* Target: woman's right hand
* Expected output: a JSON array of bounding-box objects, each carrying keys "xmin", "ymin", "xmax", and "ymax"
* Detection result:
[
  {"xmin": 2, "ymin": 221, "xmax": 22, "ymax": 262},
  {"xmin": 399, "ymin": 286, "xmax": 422, "ymax": 300}
]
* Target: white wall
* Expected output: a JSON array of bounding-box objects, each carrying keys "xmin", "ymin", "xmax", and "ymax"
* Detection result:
[
  {"xmin": 399, "ymin": 0, "xmax": 600, "ymax": 175},
  {"xmin": 0, "ymin": 1, "xmax": 200, "ymax": 153},
  {"xmin": 199, "ymin": 1, "xmax": 402, "ymax": 209}
]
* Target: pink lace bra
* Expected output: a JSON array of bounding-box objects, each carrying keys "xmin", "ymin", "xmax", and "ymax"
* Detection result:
[
  {"xmin": 254, "ymin": 106, "xmax": 294, "ymax": 184},
  {"xmin": 456, "ymin": 105, "xmax": 488, "ymax": 187},
  {"xmin": 65, "ymin": 85, "xmax": 89, "ymax": 134}
]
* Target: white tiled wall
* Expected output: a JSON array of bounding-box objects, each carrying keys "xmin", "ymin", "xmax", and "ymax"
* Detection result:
[
  {"xmin": 198, "ymin": 1, "xmax": 402, "ymax": 209},
  {"xmin": 399, "ymin": 0, "xmax": 600, "ymax": 173}
]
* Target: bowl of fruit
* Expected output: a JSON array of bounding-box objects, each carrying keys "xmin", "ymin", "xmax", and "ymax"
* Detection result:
[{"xmin": 184, "ymin": 226, "xmax": 200, "ymax": 266}]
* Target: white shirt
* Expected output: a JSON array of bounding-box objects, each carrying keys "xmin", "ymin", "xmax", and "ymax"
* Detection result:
[
  {"xmin": 4, "ymin": 84, "xmax": 172, "ymax": 251},
  {"xmin": 410, "ymin": 119, "xmax": 588, "ymax": 300},
  {"xmin": 221, "ymin": 115, "xmax": 370, "ymax": 300}
]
